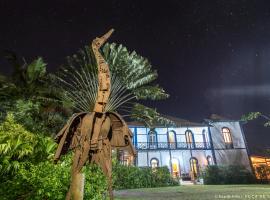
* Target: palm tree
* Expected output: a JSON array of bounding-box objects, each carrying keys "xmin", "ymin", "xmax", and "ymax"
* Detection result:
[
  {"xmin": 0, "ymin": 52, "xmax": 71, "ymax": 135},
  {"xmin": 57, "ymin": 43, "xmax": 174, "ymax": 127},
  {"xmin": 0, "ymin": 51, "xmax": 62, "ymax": 104}
]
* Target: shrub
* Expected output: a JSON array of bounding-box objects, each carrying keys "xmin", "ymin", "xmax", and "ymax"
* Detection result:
[
  {"xmin": 203, "ymin": 165, "xmax": 256, "ymax": 184},
  {"xmin": 113, "ymin": 163, "xmax": 178, "ymax": 189},
  {"xmin": 0, "ymin": 114, "xmax": 108, "ymax": 200},
  {"xmin": 0, "ymin": 157, "xmax": 108, "ymax": 200},
  {"xmin": 0, "ymin": 113, "xmax": 56, "ymax": 175},
  {"xmin": 201, "ymin": 165, "xmax": 223, "ymax": 184}
]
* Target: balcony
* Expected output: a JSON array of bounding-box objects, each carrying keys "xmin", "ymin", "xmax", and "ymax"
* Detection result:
[{"xmin": 135, "ymin": 142, "xmax": 212, "ymax": 150}]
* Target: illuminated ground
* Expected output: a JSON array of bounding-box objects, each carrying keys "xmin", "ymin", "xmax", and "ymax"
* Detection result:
[{"xmin": 114, "ymin": 185, "xmax": 270, "ymax": 200}]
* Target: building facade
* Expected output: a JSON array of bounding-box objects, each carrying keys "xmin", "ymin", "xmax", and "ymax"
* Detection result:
[{"xmin": 126, "ymin": 116, "xmax": 251, "ymax": 180}]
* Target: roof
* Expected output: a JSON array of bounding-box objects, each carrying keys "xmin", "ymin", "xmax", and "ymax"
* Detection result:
[
  {"xmin": 204, "ymin": 114, "xmax": 242, "ymax": 122},
  {"xmin": 127, "ymin": 115, "xmax": 206, "ymax": 127}
]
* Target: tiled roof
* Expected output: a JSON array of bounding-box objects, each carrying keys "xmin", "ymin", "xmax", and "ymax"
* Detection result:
[{"xmin": 205, "ymin": 114, "xmax": 240, "ymax": 122}]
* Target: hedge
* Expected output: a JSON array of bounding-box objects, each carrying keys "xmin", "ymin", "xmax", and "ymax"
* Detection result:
[
  {"xmin": 202, "ymin": 165, "xmax": 256, "ymax": 184},
  {"xmin": 113, "ymin": 163, "xmax": 179, "ymax": 189}
]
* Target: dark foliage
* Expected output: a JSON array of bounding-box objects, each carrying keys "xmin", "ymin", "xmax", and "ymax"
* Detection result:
[
  {"xmin": 113, "ymin": 163, "xmax": 179, "ymax": 189},
  {"xmin": 203, "ymin": 165, "xmax": 256, "ymax": 184}
]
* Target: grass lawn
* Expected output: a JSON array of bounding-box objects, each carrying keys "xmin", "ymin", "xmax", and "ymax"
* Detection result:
[{"xmin": 114, "ymin": 185, "xmax": 270, "ymax": 200}]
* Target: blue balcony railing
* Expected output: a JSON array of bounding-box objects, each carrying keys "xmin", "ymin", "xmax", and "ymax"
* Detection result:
[{"xmin": 135, "ymin": 142, "xmax": 211, "ymax": 150}]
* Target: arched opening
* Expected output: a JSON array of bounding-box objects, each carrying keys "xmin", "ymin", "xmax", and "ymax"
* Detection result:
[
  {"xmin": 150, "ymin": 158, "xmax": 159, "ymax": 169},
  {"xmin": 222, "ymin": 127, "xmax": 233, "ymax": 149},
  {"xmin": 168, "ymin": 130, "xmax": 176, "ymax": 149},
  {"xmin": 171, "ymin": 158, "xmax": 180, "ymax": 178},
  {"xmin": 185, "ymin": 130, "xmax": 194, "ymax": 148},
  {"xmin": 148, "ymin": 130, "xmax": 157, "ymax": 149},
  {"xmin": 190, "ymin": 157, "xmax": 199, "ymax": 180}
]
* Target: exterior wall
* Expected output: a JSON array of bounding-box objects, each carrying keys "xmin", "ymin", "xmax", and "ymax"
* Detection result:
[
  {"xmin": 209, "ymin": 121, "xmax": 251, "ymax": 170},
  {"xmin": 130, "ymin": 120, "xmax": 252, "ymax": 177},
  {"xmin": 210, "ymin": 121, "xmax": 246, "ymax": 149},
  {"xmin": 134, "ymin": 126, "xmax": 210, "ymax": 145},
  {"xmin": 214, "ymin": 149, "xmax": 251, "ymax": 169},
  {"xmin": 131, "ymin": 126, "xmax": 213, "ymax": 177},
  {"xmin": 136, "ymin": 149, "xmax": 212, "ymax": 175}
]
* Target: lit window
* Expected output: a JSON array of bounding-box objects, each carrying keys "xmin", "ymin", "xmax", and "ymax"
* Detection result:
[
  {"xmin": 171, "ymin": 158, "xmax": 180, "ymax": 177},
  {"xmin": 222, "ymin": 127, "xmax": 233, "ymax": 149},
  {"xmin": 185, "ymin": 130, "xmax": 193, "ymax": 143},
  {"xmin": 190, "ymin": 157, "xmax": 199, "ymax": 178},
  {"xmin": 150, "ymin": 158, "xmax": 159, "ymax": 169},
  {"xmin": 168, "ymin": 130, "xmax": 176, "ymax": 148},
  {"xmin": 185, "ymin": 130, "xmax": 194, "ymax": 148}
]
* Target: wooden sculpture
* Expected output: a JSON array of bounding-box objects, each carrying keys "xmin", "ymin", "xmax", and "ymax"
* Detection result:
[{"xmin": 54, "ymin": 29, "xmax": 136, "ymax": 200}]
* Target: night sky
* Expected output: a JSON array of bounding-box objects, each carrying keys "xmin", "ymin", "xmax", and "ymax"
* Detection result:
[{"xmin": 1, "ymin": 0, "xmax": 270, "ymax": 154}]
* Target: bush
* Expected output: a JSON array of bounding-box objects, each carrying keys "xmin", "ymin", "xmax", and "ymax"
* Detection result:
[
  {"xmin": 203, "ymin": 165, "xmax": 256, "ymax": 184},
  {"xmin": 113, "ymin": 163, "xmax": 178, "ymax": 189},
  {"xmin": 0, "ymin": 114, "xmax": 108, "ymax": 200},
  {"xmin": 11, "ymin": 99, "xmax": 68, "ymax": 136},
  {"xmin": 0, "ymin": 157, "xmax": 108, "ymax": 200},
  {"xmin": 202, "ymin": 165, "xmax": 223, "ymax": 184},
  {"xmin": 0, "ymin": 113, "xmax": 56, "ymax": 175}
]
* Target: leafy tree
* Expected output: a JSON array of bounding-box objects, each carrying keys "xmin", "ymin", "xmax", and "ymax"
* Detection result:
[
  {"xmin": 58, "ymin": 43, "xmax": 174, "ymax": 126},
  {"xmin": 12, "ymin": 99, "xmax": 68, "ymax": 136},
  {"xmin": 0, "ymin": 53, "xmax": 55, "ymax": 101},
  {"xmin": 0, "ymin": 52, "xmax": 71, "ymax": 135},
  {"xmin": 0, "ymin": 113, "xmax": 56, "ymax": 176},
  {"xmin": 241, "ymin": 112, "xmax": 270, "ymax": 127},
  {"xmin": 0, "ymin": 112, "xmax": 108, "ymax": 200}
]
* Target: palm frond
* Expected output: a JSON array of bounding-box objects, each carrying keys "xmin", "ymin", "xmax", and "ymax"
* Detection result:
[
  {"xmin": 131, "ymin": 103, "xmax": 175, "ymax": 127},
  {"xmin": 26, "ymin": 57, "xmax": 47, "ymax": 84},
  {"xmin": 133, "ymin": 85, "xmax": 169, "ymax": 100},
  {"xmin": 57, "ymin": 65, "xmax": 136, "ymax": 112},
  {"xmin": 58, "ymin": 42, "xmax": 170, "ymax": 124}
]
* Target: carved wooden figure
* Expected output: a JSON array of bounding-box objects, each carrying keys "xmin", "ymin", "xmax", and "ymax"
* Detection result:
[{"xmin": 54, "ymin": 29, "xmax": 136, "ymax": 200}]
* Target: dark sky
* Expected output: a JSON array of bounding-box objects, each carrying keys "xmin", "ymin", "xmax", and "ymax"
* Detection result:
[{"xmin": 1, "ymin": 0, "xmax": 270, "ymax": 154}]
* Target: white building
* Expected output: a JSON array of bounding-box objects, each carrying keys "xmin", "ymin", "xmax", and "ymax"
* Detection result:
[{"xmin": 125, "ymin": 115, "xmax": 252, "ymax": 180}]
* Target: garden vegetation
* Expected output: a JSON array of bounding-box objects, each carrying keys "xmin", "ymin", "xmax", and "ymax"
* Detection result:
[{"xmin": 0, "ymin": 44, "xmax": 177, "ymax": 199}]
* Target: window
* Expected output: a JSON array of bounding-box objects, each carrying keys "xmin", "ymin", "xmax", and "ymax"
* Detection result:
[
  {"xmin": 185, "ymin": 130, "xmax": 194, "ymax": 148},
  {"xmin": 171, "ymin": 158, "xmax": 180, "ymax": 177},
  {"xmin": 222, "ymin": 127, "xmax": 233, "ymax": 149},
  {"xmin": 148, "ymin": 130, "xmax": 157, "ymax": 149},
  {"xmin": 168, "ymin": 130, "xmax": 176, "ymax": 148},
  {"xmin": 190, "ymin": 157, "xmax": 199, "ymax": 179},
  {"xmin": 207, "ymin": 156, "xmax": 213, "ymax": 166},
  {"xmin": 150, "ymin": 158, "xmax": 159, "ymax": 169}
]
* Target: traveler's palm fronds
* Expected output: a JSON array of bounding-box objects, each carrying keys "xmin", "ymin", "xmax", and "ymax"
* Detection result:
[
  {"xmin": 58, "ymin": 43, "xmax": 173, "ymax": 126},
  {"xmin": 131, "ymin": 103, "xmax": 175, "ymax": 127},
  {"xmin": 58, "ymin": 66, "xmax": 135, "ymax": 112}
]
